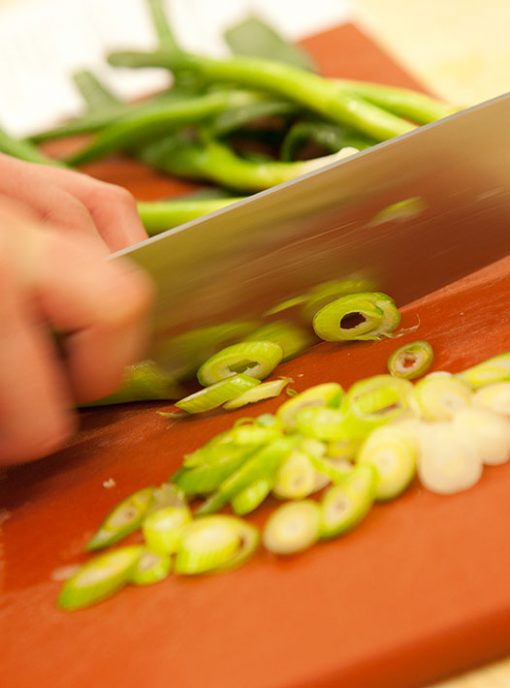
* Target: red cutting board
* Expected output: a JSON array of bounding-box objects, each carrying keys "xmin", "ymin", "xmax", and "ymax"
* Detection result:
[{"xmin": 3, "ymin": 24, "xmax": 510, "ymax": 688}]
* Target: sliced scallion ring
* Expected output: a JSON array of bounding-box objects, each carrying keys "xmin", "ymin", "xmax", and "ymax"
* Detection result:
[
  {"xmin": 176, "ymin": 374, "xmax": 260, "ymax": 414},
  {"xmin": 173, "ymin": 445, "xmax": 256, "ymax": 496},
  {"xmin": 452, "ymin": 407, "xmax": 510, "ymax": 466},
  {"xmin": 301, "ymin": 278, "xmax": 375, "ymax": 322},
  {"xmin": 175, "ymin": 516, "xmax": 258, "ymax": 574},
  {"xmin": 231, "ymin": 477, "xmax": 273, "ymax": 515},
  {"xmin": 130, "ymin": 550, "xmax": 172, "ymax": 586},
  {"xmin": 387, "ymin": 340, "xmax": 434, "ymax": 380},
  {"xmin": 326, "ymin": 437, "xmax": 360, "ymax": 461},
  {"xmin": 86, "ymin": 487, "xmax": 155, "ymax": 552},
  {"xmin": 58, "ymin": 546, "xmax": 144, "ymax": 610},
  {"xmin": 223, "ymin": 378, "xmax": 289, "ymax": 410},
  {"xmin": 197, "ymin": 341, "xmax": 283, "ymax": 386},
  {"xmin": 263, "ymin": 500, "xmax": 321, "ymax": 555},
  {"xmin": 196, "ymin": 437, "xmax": 296, "ymax": 515},
  {"xmin": 312, "ymin": 292, "xmax": 400, "ymax": 342},
  {"xmin": 276, "ymin": 382, "xmax": 344, "ymax": 432},
  {"xmin": 320, "ymin": 465, "xmax": 376, "ymax": 538},
  {"xmin": 272, "ymin": 450, "xmax": 317, "ymax": 499},
  {"xmin": 412, "ymin": 374, "xmax": 471, "ymax": 421},
  {"xmin": 356, "ymin": 423, "xmax": 418, "ymax": 500},
  {"xmin": 244, "ymin": 320, "xmax": 314, "ymax": 360},
  {"xmin": 473, "ymin": 382, "xmax": 510, "ymax": 417},
  {"xmin": 142, "ymin": 505, "xmax": 192, "ymax": 554},
  {"xmin": 295, "ymin": 406, "xmax": 347, "ymax": 441},
  {"xmin": 458, "ymin": 352, "xmax": 510, "ymax": 389},
  {"xmin": 341, "ymin": 375, "xmax": 413, "ymax": 439},
  {"xmin": 417, "ymin": 422, "xmax": 482, "ymax": 494}
]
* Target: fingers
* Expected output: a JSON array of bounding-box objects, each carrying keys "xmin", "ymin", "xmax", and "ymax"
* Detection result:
[
  {"xmin": 0, "ymin": 155, "xmax": 148, "ymax": 251},
  {"xmin": 0, "ymin": 228, "xmax": 75, "ymax": 465},
  {"xmin": 38, "ymin": 229, "xmax": 155, "ymax": 402},
  {"xmin": 0, "ymin": 199, "xmax": 154, "ymax": 464},
  {"xmin": 49, "ymin": 171, "xmax": 149, "ymax": 251}
]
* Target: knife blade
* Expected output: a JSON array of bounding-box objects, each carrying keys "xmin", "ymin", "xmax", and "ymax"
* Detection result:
[{"xmin": 114, "ymin": 92, "xmax": 510, "ymax": 376}]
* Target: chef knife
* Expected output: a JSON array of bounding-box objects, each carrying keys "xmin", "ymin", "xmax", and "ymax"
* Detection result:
[{"xmin": 113, "ymin": 92, "xmax": 510, "ymax": 374}]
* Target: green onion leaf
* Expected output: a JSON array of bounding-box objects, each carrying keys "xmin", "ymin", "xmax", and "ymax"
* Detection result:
[
  {"xmin": 356, "ymin": 423, "xmax": 418, "ymax": 500},
  {"xmin": 175, "ymin": 374, "xmax": 260, "ymax": 414},
  {"xmin": 231, "ymin": 477, "xmax": 273, "ymax": 515},
  {"xmin": 130, "ymin": 549, "xmax": 172, "ymax": 586},
  {"xmin": 412, "ymin": 374, "xmax": 472, "ymax": 421},
  {"xmin": 196, "ymin": 437, "xmax": 296, "ymax": 515},
  {"xmin": 175, "ymin": 516, "xmax": 258, "ymax": 574},
  {"xmin": 58, "ymin": 546, "xmax": 144, "ymax": 610},
  {"xmin": 276, "ymin": 383, "xmax": 344, "ymax": 432},
  {"xmin": 86, "ymin": 487, "xmax": 156, "ymax": 551},
  {"xmin": 387, "ymin": 340, "xmax": 434, "ymax": 380},
  {"xmin": 223, "ymin": 378, "xmax": 289, "ymax": 410},
  {"xmin": 273, "ymin": 450, "xmax": 317, "ymax": 499},
  {"xmin": 320, "ymin": 465, "xmax": 376, "ymax": 539},
  {"xmin": 244, "ymin": 320, "xmax": 314, "ymax": 361},
  {"xmin": 473, "ymin": 382, "xmax": 510, "ymax": 417},
  {"xmin": 458, "ymin": 352, "xmax": 510, "ymax": 389},
  {"xmin": 197, "ymin": 341, "xmax": 283, "ymax": 386},
  {"xmin": 312, "ymin": 292, "xmax": 400, "ymax": 342},
  {"xmin": 142, "ymin": 505, "xmax": 192, "ymax": 554},
  {"xmin": 263, "ymin": 500, "xmax": 321, "ymax": 555}
]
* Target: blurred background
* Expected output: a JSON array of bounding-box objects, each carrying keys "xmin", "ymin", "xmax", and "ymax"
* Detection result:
[
  {"xmin": 1, "ymin": 1, "xmax": 509, "ymax": 686},
  {"xmin": 0, "ymin": 0, "xmax": 510, "ymax": 136}
]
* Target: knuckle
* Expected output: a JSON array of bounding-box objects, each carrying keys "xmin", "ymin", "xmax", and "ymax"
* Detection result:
[
  {"xmin": 90, "ymin": 183, "xmax": 136, "ymax": 210},
  {"xmin": 98, "ymin": 261, "xmax": 155, "ymax": 327}
]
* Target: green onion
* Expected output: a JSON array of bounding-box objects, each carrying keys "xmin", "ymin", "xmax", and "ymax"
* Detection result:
[
  {"xmin": 356, "ymin": 423, "xmax": 418, "ymax": 500},
  {"xmin": 81, "ymin": 360, "xmax": 184, "ymax": 406},
  {"xmin": 295, "ymin": 407, "xmax": 347, "ymax": 441},
  {"xmin": 417, "ymin": 422, "xmax": 482, "ymax": 494},
  {"xmin": 108, "ymin": 51, "xmax": 416, "ymax": 141},
  {"xmin": 175, "ymin": 374, "xmax": 260, "ymax": 413},
  {"xmin": 214, "ymin": 520, "xmax": 260, "ymax": 571},
  {"xmin": 138, "ymin": 197, "xmax": 242, "ymax": 234},
  {"xmin": 0, "ymin": 126, "xmax": 63, "ymax": 166},
  {"xmin": 263, "ymin": 500, "xmax": 321, "ymax": 555},
  {"xmin": 312, "ymin": 292, "xmax": 400, "ymax": 342},
  {"xmin": 244, "ymin": 320, "xmax": 314, "ymax": 361},
  {"xmin": 458, "ymin": 352, "xmax": 510, "ymax": 389},
  {"xmin": 341, "ymin": 375, "xmax": 414, "ymax": 439},
  {"xmin": 175, "ymin": 516, "xmax": 259, "ymax": 574},
  {"xmin": 326, "ymin": 438, "xmax": 360, "ymax": 462},
  {"xmin": 223, "ymin": 378, "xmax": 289, "ymax": 410},
  {"xmin": 130, "ymin": 550, "xmax": 172, "ymax": 586},
  {"xmin": 387, "ymin": 340, "xmax": 434, "ymax": 380},
  {"xmin": 276, "ymin": 382, "xmax": 344, "ymax": 432},
  {"xmin": 142, "ymin": 505, "xmax": 192, "ymax": 554},
  {"xmin": 272, "ymin": 450, "xmax": 317, "ymax": 499},
  {"xmin": 473, "ymin": 382, "xmax": 510, "ymax": 417},
  {"xmin": 412, "ymin": 374, "xmax": 471, "ymax": 421},
  {"xmin": 173, "ymin": 446, "xmax": 257, "ymax": 496},
  {"xmin": 86, "ymin": 487, "xmax": 156, "ymax": 551},
  {"xmin": 231, "ymin": 477, "xmax": 273, "ymax": 515},
  {"xmin": 301, "ymin": 278, "xmax": 376, "ymax": 322},
  {"xmin": 308, "ymin": 453, "xmax": 353, "ymax": 485},
  {"xmin": 320, "ymin": 465, "xmax": 376, "ymax": 539},
  {"xmin": 197, "ymin": 341, "xmax": 283, "ymax": 386},
  {"xmin": 58, "ymin": 546, "xmax": 144, "ymax": 610},
  {"xmin": 196, "ymin": 437, "xmax": 295, "ymax": 515},
  {"xmin": 452, "ymin": 408, "xmax": 510, "ymax": 466}
]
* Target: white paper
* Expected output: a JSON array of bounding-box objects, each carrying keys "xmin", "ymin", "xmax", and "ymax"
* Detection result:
[{"xmin": 0, "ymin": 0, "xmax": 351, "ymax": 137}]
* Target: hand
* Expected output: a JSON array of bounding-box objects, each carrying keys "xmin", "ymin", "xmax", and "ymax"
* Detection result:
[
  {"xmin": 0, "ymin": 194, "xmax": 154, "ymax": 466},
  {"xmin": 0, "ymin": 153, "xmax": 148, "ymax": 251}
]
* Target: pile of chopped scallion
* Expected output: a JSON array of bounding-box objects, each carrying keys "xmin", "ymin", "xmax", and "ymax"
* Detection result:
[{"xmin": 58, "ymin": 349, "xmax": 510, "ymax": 610}]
